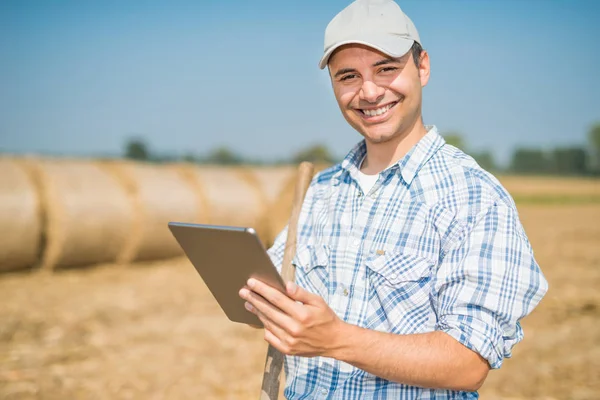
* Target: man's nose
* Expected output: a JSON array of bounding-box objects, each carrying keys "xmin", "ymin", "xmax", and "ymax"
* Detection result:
[{"xmin": 359, "ymin": 81, "xmax": 385, "ymax": 103}]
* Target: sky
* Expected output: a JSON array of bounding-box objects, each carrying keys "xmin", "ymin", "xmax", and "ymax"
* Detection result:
[{"xmin": 1, "ymin": 0, "xmax": 599, "ymax": 166}]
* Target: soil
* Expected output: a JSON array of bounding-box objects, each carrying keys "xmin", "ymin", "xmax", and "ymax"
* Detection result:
[{"xmin": 1, "ymin": 205, "xmax": 598, "ymax": 399}]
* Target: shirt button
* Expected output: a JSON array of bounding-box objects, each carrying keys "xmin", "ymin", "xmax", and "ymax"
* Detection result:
[
  {"xmin": 343, "ymin": 288, "xmax": 349, "ymax": 296},
  {"xmin": 321, "ymin": 388, "xmax": 329, "ymax": 395},
  {"xmin": 370, "ymin": 191, "xmax": 378, "ymax": 199},
  {"xmin": 352, "ymin": 239, "xmax": 360, "ymax": 247}
]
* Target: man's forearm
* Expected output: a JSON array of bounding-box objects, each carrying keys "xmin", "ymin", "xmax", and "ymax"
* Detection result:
[{"xmin": 330, "ymin": 323, "xmax": 490, "ymax": 392}]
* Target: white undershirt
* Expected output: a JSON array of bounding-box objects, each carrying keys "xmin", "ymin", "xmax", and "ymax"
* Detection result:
[{"xmin": 357, "ymin": 155, "xmax": 380, "ymax": 195}]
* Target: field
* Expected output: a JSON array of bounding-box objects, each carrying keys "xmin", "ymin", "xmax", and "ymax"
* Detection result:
[{"xmin": 1, "ymin": 174, "xmax": 599, "ymax": 399}]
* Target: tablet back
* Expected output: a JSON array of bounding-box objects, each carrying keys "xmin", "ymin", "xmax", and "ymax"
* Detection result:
[{"xmin": 168, "ymin": 222, "xmax": 285, "ymax": 326}]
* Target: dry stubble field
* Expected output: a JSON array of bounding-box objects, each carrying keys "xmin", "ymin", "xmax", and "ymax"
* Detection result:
[{"xmin": 1, "ymin": 204, "xmax": 599, "ymax": 400}]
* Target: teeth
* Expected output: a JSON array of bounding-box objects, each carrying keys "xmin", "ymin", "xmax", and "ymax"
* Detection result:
[{"xmin": 362, "ymin": 103, "xmax": 394, "ymax": 117}]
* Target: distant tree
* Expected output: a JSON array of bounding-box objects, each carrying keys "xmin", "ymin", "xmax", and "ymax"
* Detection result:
[
  {"xmin": 152, "ymin": 153, "xmax": 179, "ymax": 163},
  {"xmin": 125, "ymin": 137, "xmax": 150, "ymax": 161},
  {"xmin": 442, "ymin": 132, "xmax": 465, "ymax": 151},
  {"xmin": 205, "ymin": 146, "xmax": 244, "ymax": 165},
  {"xmin": 510, "ymin": 148, "xmax": 550, "ymax": 174},
  {"xmin": 472, "ymin": 151, "xmax": 497, "ymax": 172},
  {"xmin": 182, "ymin": 153, "xmax": 199, "ymax": 163},
  {"xmin": 293, "ymin": 144, "xmax": 336, "ymax": 164},
  {"xmin": 551, "ymin": 147, "xmax": 588, "ymax": 176},
  {"xmin": 588, "ymin": 122, "xmax": 600, "ymax": 173}
]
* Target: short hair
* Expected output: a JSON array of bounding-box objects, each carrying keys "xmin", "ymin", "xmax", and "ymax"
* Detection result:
[{"xmin": 411, "ymin": 41, "xmax": 423, "ymax": 69}]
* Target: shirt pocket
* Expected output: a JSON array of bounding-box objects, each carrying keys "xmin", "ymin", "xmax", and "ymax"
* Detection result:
[
  {"xmin": 364, "ymin": 251, "xmax": 434, "ymax": 334},
  {"xmin": 292, "ymin": 244, "xmax": 330, "ymax": 301}
]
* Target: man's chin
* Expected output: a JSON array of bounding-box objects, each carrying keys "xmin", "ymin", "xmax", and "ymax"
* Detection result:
[{"xmin": 361, "ymin": 130, "xmax": 397, "ymax": 145}]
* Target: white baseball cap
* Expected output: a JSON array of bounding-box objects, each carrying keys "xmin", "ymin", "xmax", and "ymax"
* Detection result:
[{"xmin": 318, "ymin": 0, "xmax": 421, "ymax": 70}]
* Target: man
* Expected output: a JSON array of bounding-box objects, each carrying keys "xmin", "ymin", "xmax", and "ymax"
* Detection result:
[{"xmin": 238, "ymin": 0, "xmax": 548, "ymax": 398}]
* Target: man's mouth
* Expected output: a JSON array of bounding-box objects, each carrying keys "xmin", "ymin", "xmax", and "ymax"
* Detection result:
[{"xmin": 358, "ymin": 101, "xmax": 399, "ymax": 117}]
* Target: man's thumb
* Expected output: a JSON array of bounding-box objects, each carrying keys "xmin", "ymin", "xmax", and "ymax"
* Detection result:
[{"xmin": 286, "ymin": 282, "xmax": 315, "ymax": 304}]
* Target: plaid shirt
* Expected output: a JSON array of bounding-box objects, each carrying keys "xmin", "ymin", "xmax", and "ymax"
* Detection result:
[{"xmin": 267, "ymin": 125, "xmax": 548, "ymax": 399}]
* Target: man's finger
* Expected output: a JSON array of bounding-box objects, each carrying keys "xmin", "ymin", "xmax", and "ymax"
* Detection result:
[
  {"xmin": 286, "ymin": 282, "xmax": 320, "ymax": 305},
  {"xmin": 241, "ymin": 287, "xmax": 297, "ymax": 331},
  {"xmin": 255, "ymin": 310, "xmax": 289, "ymax": 344},
  {"xmin": 264, "ymin": 328, "xmax": 289, "ymax": 355},
  {"xmin": 247, "ymin": 278, "xmax": 300, "ymax": 317}
]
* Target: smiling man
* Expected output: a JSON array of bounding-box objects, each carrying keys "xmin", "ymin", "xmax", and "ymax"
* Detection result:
[{"xmin": 238, "ymin": 0, "xmax": 548, "ymax": 398}]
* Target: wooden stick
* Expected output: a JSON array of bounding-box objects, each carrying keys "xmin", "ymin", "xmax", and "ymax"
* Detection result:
[{"xmin": 260, "ymin": 161, "xmax": 315, "ymax": 400}]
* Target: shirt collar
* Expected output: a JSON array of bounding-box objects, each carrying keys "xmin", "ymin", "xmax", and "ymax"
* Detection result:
[{"xmin": 337, "ymin": 125, "xmax": 446, "ymax": 186}]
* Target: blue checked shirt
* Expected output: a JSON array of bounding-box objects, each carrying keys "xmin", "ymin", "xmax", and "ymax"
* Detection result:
[{"xmin": 267, "ymin": 125, "xmax": 548, "ymax": 399}]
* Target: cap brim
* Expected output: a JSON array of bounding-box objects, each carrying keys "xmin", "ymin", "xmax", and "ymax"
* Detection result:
[{"xmin": 318, "ymin": 34, "xmax": 415, "ymax": 70}]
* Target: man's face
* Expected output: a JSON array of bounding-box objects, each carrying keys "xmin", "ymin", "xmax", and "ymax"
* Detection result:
[{"xmin": 328, "ymin": 44, "xmax": 430, "ymax": 144}]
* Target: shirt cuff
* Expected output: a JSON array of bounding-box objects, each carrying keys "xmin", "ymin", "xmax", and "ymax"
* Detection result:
[{"xmin": 436, "ymin": 313, "xmax": 505, "ymax": 370}]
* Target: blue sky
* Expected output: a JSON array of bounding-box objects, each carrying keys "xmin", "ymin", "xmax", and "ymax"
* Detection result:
[{"xmin": 1, "ymin": 0, "xmax": 599, "ymax": 166}]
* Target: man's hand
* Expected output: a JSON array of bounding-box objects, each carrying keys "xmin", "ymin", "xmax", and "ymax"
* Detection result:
[
  {"xmin": 239, "ymin": 278, "xmax": 346, "ymax": 357},
  {"xmin": 239, "ymin": 279, "xmax": 489, "ymax": 391}
]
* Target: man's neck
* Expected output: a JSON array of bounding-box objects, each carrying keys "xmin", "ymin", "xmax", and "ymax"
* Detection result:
[{"xmin": 360, "ymin": 121, "xmax": 428, "ymax": 175}]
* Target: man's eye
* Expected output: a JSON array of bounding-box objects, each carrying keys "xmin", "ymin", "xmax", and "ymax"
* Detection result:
[
  {"xmin": 380, "ymin": 67, "xmax": 397, "ymax": 73},
  {"xmin": 340, "ymin": 74, "xmax": 357, "ymax": 81}
]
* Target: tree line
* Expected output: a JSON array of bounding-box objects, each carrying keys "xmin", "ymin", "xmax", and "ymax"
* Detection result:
[
  {"xmin": 124, "ymin": 140, "xmax": 338, "ymax": 166},
  {"xmin": 124, "ymin": 122, "xmax": 600, "ymax": 177},
  {"xmin": 443, "ymin": 122, "xmax": 600, "ymax": 176}
]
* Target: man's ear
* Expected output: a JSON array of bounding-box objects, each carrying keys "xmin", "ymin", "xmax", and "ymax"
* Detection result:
[{"xmin": 419, "ymin": 50, "xmax": 431, "ymax": 87}]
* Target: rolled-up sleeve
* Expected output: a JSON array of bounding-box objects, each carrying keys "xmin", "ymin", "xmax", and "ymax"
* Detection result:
[{"xmin": 434, "ymin": 202, "xmax": 548, "ymax": 369}]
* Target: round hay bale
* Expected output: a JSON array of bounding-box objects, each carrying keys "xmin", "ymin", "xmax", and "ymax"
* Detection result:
[
  {"xmin": 175, "ymin": 164, "xmax": 270, "ymax": 246},
  {"xmin": 248, "ymin": 165, "xmax": 298, "ymax": 205},
  {"xmin": 265, "ymin": 163, "xmax": 331, "ymax": 246},
  {"xmin": 0, "ymin": 157, "xmax": 42, "ymax": 272},
  {"xmin": 245, "ymin": 166, "xmax": 298, "ymax": 247},
  {"xmin": 21, "ymin": 157, "xmax": 135, "ymax": 271},
  {"xmin": 103, "ymin": 160, "xmax": 206, "ymax": 263}
]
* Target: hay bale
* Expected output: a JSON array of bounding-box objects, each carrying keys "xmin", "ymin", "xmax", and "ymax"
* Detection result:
[
  {"xmin": 248, "ymin": 166, "xmax": 298, "ymax": 205},
  {"xmin": 265, "ymin": 163, "xmax": 331, "ymax": 245},
  {"xmin": 103, "ymin": 160, "xmax": 206, "ymax": 264},
  {"xmin": 245, "ymin": 166, "xmax": 298, "ymax": 247},
  {"xmin": 0, "ymin": 157, "xmax": 42, "ymax": 271},
  {"xmin": 175, "ymin": 165, "xmax": 270, "ymax": 246},
  {"xmin": 20, "ymin": 157, "xmax": 135, "ymax": 271}
]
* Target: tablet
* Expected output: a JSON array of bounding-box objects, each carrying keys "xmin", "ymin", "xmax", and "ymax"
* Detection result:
[{"xmin": 168, "ymin": 222, "xmax": 286, "ymax": 327}]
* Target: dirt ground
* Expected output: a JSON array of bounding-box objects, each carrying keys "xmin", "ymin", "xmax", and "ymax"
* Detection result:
[{"xmin": 1, "ymin": 205, "xmax": 599, "ymax": 400}]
